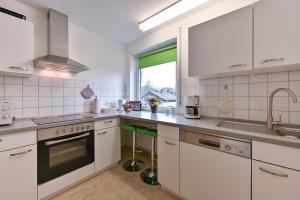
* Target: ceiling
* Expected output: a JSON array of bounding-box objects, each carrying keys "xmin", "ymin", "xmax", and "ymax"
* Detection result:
[{"xmin": 16, "ymin": 0, "xmax": 181, "ymax": 44}]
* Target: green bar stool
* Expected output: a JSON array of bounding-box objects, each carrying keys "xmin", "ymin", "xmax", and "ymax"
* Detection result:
[
  {"xmin": 119, "ymin": 124, "xmax": 145, "ymax": 172},
  {"xmin": 136, "ymin": 127, "xmax": 158, "ymax": 185}
]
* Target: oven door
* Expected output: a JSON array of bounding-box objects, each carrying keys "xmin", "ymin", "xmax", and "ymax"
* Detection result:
[{"xmin": 38, "ymin": 130, "xmax": 94, "ymax": 184}]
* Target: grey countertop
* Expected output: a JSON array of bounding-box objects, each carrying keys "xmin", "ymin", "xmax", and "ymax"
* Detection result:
[{"xmin": 1, "ymin": 111, "xmax": 300, "ymax": 149}]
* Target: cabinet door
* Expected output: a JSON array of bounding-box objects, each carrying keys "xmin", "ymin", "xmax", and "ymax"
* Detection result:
[
  {"xmin": 253, "ymin": 160, "xmax": 300, "ymax": 200},
  {"xmin": 254, "ymin": 0, "xmax": 300, "ymax": 69},
  {"xmin": 95, "ymin": 127, "xmax": 121, "ymax": 172},
  {"xmin": 157, "ymin": 136, "xmax": 179, "ymax": 194},
  {"xmin": 0, "ymin": 12, "xmax": 34, "ymax": 76},
  {"xmin": 180, "ymin": 142, "xmax": 251, "ymax": 200},
  {"xmin": 0, "ymin": 144, "xmax": 37, "ymax": 200},
  {"xmin": 189, "ymin": 6, "xmax": 252, "ymax": 77}
]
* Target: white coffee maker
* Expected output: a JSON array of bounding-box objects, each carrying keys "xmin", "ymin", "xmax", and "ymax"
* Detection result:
[{"xmin": 184, "ymin": 96, "xmax": 200, "ymax": 119}]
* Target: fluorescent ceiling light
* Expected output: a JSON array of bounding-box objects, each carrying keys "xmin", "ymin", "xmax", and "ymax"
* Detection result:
[{"xmin": 139, "ymin": 0, "xmax": 209, "ymax": 32}]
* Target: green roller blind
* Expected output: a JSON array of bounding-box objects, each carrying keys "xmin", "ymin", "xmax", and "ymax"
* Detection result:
[{"xmin": 138, "ymin": 44, "xmax": 177, "ymax": 69}]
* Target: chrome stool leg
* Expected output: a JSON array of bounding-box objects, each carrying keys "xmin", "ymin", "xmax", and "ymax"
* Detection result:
[
  {"xmin": 140, "ymin": 137, "xmax": 158, "ymax": 185},
  {"xmin": 123, "ymin": 130, "xmax": 144, "ymax": 172}
]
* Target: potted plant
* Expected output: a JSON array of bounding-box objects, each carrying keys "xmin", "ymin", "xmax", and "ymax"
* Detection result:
[
  {"xmin": 123, "ymin": 102, "xmax": 133, "ymax": 112},
  {"xmin": 146, "ymin": 97, "xmax": 161, "ymax": 113}
]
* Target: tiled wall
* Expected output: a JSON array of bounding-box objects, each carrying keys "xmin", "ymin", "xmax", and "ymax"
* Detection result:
[
  {"xmin": 180, "ymin": 70, "xmax": 300, "ymax": 125},
  {"xmin": 0, "ymin": 75, "xmax": 125, "ymax": 118}
]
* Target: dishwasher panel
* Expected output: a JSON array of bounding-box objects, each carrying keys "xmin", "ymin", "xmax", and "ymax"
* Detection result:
[{"xmin": 180, "ymin": 130, "xmax": 251, "ymax": 200}]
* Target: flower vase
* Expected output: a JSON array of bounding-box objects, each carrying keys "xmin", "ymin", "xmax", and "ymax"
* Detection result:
[{"xmin": 150, "ymin": 105, "xmax": 157, "ymax": 113}]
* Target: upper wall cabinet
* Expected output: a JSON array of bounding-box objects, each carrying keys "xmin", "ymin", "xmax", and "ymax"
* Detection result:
[
  {"xmin": 0, "ymin": 12, "xmax": 34, "ymax": 77},
  {"xmin": 188, "ymin": 6, "xmax": 253, "ymax": 78},
  {"xmin": 254, "ymin": 0, "xmax": 300, "ymax": 71}
]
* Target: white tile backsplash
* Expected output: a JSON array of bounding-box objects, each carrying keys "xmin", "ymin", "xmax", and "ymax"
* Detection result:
[
  {"xmin": 23, "ymin": 97, "xmax": 38, "ymax": 108},
  {"xmin": 52, "ymin": 87, "xmax": 63, "ymax": 97},
  {"xmin": 23, "ymin": 86, "xmax": 38, "ymax": 97},
  {"xmin": 249, "ymin": 83, "xmax": 268, "ymax": 97},
  {"xmin": 52, "ymin": 78, "xmax": 64, "ymax": 87},
  {"xmin": 268, "ymin": 72, "xmax": 288, "ymax": 82},
  {"xmin": 39, "ymin": 96, "xmax": 52, "ymax": 107},
  {"xmin": 234, "ymin": 84, "xmax": 248, "ymax": 97},
  {"xmin": 39, "ymin": 86, "xmax": 51, "ymax": 97},
  {"xmin": 38, "ymin": 76, "xmax": 52, "ymax": 86},
  {"xmin": 183, "ymin": 70, "xmax": 300, "ymax": 124},
  {"xmin": 0, "ymin": 75, "xmax": 125, "ymax": 118},
  {"xmin": 5, "ymin": 85, "xmax": 22, "ymax": 97}
]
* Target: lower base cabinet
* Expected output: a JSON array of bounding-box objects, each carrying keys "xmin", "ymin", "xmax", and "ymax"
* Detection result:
[
  {"xmin": 95, "ymin": 127, "xmax": 121, "ymax": 172},
  {"xmin": 252, "ymin": 160, "xmax": 300, "ymax": 200},
  {"xmin": 157, "ymin": 136, "xmax": 179, "ymax": 194},
  {"xmin": 0, "ymin": 144, "xmax": 37, "ymax": 200}
]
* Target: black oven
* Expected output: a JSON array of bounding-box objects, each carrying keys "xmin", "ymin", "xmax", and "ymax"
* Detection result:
[{"xmin": 37, "ymin": 123, "xmax": 94, "ymax": 184}]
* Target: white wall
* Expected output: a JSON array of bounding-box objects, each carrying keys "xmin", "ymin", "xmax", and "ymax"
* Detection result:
[
  {"xmin": 0, "ymin": 0, "xmax": 126, "ymax": 118},
  {"xmin": 125, "ymin": 0, "xmax": 259, "ymax": 101},
  {"xmin": 0, "ymin": 0, "xmax": 126, "ymax": 82}
]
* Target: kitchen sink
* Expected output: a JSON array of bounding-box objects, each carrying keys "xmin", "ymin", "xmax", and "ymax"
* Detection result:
[{"xmin": 217, "ymin": 119, "xmax": 300, "ymax": 140}]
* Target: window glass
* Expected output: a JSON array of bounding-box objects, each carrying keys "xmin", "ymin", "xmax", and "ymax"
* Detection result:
[{"xmin": 140, "ymin": 61, "xmax": 176, "ymax": 111}]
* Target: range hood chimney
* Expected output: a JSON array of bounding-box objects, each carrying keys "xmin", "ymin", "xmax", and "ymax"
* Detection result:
[{"xmin": 34, "ymin": 9, "xmax": 90, "ymax": 73}]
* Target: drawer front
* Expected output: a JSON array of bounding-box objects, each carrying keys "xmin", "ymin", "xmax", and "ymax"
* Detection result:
[
  {"xmin": 157, "ymin": 124, "xmax": 179, "ymax": 140},
  {"xmin": 95, "ymin": 118, "xmax": 119, "ymax": 130},
  {"xmin": 252, "ymin": 160, "xmax": 300, "ymax": 200},
  {"xmin": 0, "ymin": 130, "xmax": 36, "ymax": 152},
  {"xmin": 253, "ymin": 141, "xmax": 300, "ymax": 171}
]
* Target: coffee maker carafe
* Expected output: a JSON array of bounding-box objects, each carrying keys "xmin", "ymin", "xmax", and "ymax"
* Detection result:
[{"xmin": 184, "ymin": 96, "xmax": 200, "ymax": 119}]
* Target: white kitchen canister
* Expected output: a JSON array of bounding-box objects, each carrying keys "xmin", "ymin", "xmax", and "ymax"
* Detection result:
[{"xmin": 92, "ymin": 96, "xmax": 100, "ymax": 113}]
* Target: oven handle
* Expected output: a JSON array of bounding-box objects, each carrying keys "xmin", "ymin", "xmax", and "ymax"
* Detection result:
[{"xmin": 45, "ymin": 133, "xmax": 90, "ymax": 146}]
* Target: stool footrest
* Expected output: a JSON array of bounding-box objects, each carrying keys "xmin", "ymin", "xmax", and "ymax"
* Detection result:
[
  {"xmin": 140, "ymin": 168, "xmax": 158, "ymax": 185},
  {"xmin": 123, "ymin": 160, "xmax": 145, "ymax": 172}
]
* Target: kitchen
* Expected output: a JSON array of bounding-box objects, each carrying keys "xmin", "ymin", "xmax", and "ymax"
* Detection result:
[{"xmin": 1, "ymin": 0, "xmax": 300, "ymax": 199}]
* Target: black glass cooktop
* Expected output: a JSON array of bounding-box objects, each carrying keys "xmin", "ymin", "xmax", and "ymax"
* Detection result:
[{"xmin": 32, "ymin": 114, "xmax": 93, "ymax": 125}]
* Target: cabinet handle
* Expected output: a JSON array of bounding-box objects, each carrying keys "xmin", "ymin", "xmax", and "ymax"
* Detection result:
[
  {"xmin": 259, "ymin": 167, "xmax": 288, "ymax": 178},
  {"xmin": 9, "ymin": 66, "xmax": 29, "ymax": 71},
  {"xmin": 261, "ymin": 58, "xmax": 285, "ymax": 64},
  {"xmin": 97, "ymin": 131, "xmax": 107, "ymax": 135},
  {"xmin": 104, "ymin": 120, "xmax": 113, "ymax": 124},
  {"xmin": 165, "ymin": 141, "xmax": 176, "ymax": 146},
  {"xmin": 10, "ymin": 149, "xmax": 32, "ymax": 157},
  {"xmin": 230, "ymin": 64, "xmax": 247, "ymax": 69}
]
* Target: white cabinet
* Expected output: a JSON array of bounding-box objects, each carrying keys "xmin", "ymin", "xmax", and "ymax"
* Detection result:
[
  {"xmin": 95, "ymin": 126, "xmax": 121, "ymax": 172},
  {"xmin": 252, "ymin": 160, "xmax": 300, "ymax": 200},
  {"xmin": 188, "ymin": 6, "xmax": 252, "ymax": 78},
  {"xmin": 0, "ymin": 12, "xmax": 34, "ymax": 77},
  {"xmin": 0, "ymin": 144, "xmax": 37, "ymax": 200},
  {"xmin": 254, "ymin": 0, "xmax": 300, "ymax": 70},
  {"xmin": 157, "ymin": 136, "xmax": 179, "ymax": 194},
  {"xmin": 180, "ymin": 142, "xmax": 251, "ymax": 200},
  {"xmin": 252, "ymin": 141, "xmax": 300, "ymax": 199},
  {"xmin": 157, "ymin": 124, "xmax": 180, "ymax": 195}
]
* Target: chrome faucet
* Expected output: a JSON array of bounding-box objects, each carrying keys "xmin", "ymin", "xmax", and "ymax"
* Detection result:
[{"xmin": 267, "ymin": 88, "xmax": 298, "ymax": 129}]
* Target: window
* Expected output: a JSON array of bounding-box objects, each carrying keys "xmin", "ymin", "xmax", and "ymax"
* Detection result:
[{"xmin": 138, "ymin": 44, "xmax": 177, "ymax": 112}]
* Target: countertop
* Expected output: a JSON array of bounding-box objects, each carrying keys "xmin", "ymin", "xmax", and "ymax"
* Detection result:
[{"xmin": 1, "ymin": 111, "xmax": 300, "ymax": 149}]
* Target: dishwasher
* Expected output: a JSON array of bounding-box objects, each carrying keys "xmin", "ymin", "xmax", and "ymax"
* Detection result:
[{"xmin": 180, "ymin": 130, "xmax": 251, "ymax": 200}]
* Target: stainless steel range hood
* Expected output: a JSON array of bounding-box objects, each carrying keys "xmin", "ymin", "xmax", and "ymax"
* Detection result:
[{"xmin": 34, "ymin": 9, "xmax": 90, "ymax": 73}]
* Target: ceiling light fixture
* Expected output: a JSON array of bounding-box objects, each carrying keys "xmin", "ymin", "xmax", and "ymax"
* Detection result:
[{"xmin": 139, "ymin": 0, "xmax": 209, "ymax": 32}]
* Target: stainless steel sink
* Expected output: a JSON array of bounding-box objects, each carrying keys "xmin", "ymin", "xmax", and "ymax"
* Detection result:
[{"xmin": 217, "ymin": 119, "xmax": 300, "ymax": 140}]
